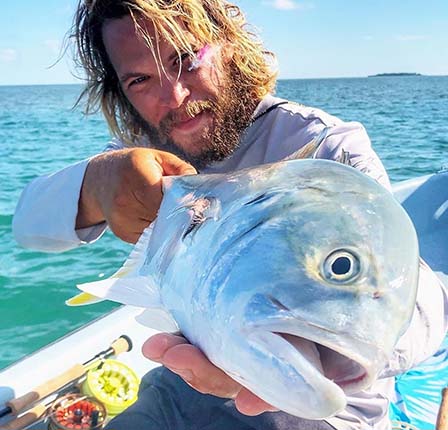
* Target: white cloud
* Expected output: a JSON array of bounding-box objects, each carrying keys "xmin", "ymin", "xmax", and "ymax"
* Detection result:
[
  {"xmin": 363, "ymin": 35, "xmax": 374, "ymax": 41},
  {"xmin": 273, "ymin": 0, "xmax": 298, "ymax": 9},
  {"xmin": 264, "ymin": 0, "xmax": 314, "ymax": 11},
  {"xmin": 0, "ymin": 49, "xmax": 17, "ymax": 63},
  {"xmin": 396, "ymin": 35, "xmax": 428, "ymax": 42}
]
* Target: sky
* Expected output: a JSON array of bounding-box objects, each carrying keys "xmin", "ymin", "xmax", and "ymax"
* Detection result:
[{"xmin": 1, "ymin": 0, "xmax": 447, "ymax": 85}]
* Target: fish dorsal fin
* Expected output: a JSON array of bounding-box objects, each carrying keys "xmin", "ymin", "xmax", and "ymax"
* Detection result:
[
  {"xmin": 283, "ymin": 126, "xmax": 352, "ymax": 167},
  {"xmin": 336, "ymin": 148, "xmax": 352, "ymax": 166},
  {"xmin": 283, "ymin": 126, "xmax": 330, "ymax": 161}
]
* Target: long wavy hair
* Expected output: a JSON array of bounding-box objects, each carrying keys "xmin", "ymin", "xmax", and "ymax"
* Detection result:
[{"xmin": 71, "ymin": 0, "xmax": 278, "ymax": 145}]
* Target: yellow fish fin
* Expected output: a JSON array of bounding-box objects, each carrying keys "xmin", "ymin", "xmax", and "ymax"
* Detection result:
[{"xmin": 65, "ymin": 292, "xmax": 104, "ymax": 307}]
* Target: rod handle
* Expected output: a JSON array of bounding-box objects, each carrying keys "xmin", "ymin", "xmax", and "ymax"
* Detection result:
[
  {"xmin": 0, "ymin": 403, "xmax": 47, "ymax": 430},
  {"xmin": 437, "ymin": 387, "xmax": 448, "ymax": 430},
  {"xmin": 5, "ymin": 364, "xmax": 85, "ymax": 415},
  {"xmin": 111, "ymin": 335, "xmax": 132, "ymax": 356}
]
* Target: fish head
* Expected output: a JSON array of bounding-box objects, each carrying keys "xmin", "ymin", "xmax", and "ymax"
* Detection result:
[{"xmin": 156, "ymin": 159, "xmax": 419, "ymax": 418}]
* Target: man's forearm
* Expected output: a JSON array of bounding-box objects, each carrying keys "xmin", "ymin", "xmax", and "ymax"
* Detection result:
[{"xmin": 13, "ymin": 159, "xmax": 100, "ymax": 252}]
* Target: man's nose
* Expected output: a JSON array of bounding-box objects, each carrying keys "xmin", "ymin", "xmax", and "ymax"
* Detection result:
[{"xmin": 158, "ymin": 75, "xmax": 190, "ymax": 108}]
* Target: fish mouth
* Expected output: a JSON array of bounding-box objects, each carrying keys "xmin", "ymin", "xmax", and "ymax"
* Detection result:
[
  {"xmin": 243, "ymin": 295, "xmax": 384, "ymax": 397},
  {"xmin": 273, "ymin": 332, "xmax": 371, "ymax": 393}
]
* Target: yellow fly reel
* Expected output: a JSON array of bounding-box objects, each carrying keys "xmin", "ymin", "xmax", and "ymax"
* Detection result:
[{"xmin": 82, "ymin": 359, "xmax": 140, "ymax": 417}]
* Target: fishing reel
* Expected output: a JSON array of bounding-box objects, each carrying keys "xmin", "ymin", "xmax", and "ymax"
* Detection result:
[
  {"xmin": 47, "ymin": 393, "xmax": 106, "ymax": 430},
  {"xmin": 81, "ymin": 359, "xmax": 140, "ymax": 417},
  {"xmin": 47, "ymin": 359, "xmax": 139, "ymax": 429}
]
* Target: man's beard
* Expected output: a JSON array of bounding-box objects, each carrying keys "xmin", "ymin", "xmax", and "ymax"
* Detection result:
[{"xmin": 136, "ymin": 66, "xmax": 258, "ymax": 170}]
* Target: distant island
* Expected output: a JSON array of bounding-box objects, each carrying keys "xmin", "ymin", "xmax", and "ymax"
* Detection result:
[{"xmin": 368, "ymin": 72, "xmax": 422, "ymax": 77}]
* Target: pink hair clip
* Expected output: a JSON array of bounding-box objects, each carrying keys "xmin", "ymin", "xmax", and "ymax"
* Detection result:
[{"xmin": 188, "ymin": 45, "xmax": 213, "ymax": 71}]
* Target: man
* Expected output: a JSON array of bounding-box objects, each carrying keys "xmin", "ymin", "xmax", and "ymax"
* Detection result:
[{"xmin": 13, "ymin": 0, "xmax": 447, "ymax": 429}]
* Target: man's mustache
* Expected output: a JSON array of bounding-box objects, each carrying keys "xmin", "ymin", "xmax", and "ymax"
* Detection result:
[{"xmin": 160, "ymin": 100, "xmax": 215, "ymax": 133}]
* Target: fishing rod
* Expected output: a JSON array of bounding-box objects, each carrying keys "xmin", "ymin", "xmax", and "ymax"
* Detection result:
[
  {"xmin": 0, "ymin": 402, "xmax": 50, "ymax": 430},
  {"xmin": 0, "ymin": 335, "xmax": 132, "ymax": 420}
]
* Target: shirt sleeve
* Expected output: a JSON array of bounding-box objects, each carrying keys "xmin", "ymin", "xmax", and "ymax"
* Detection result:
[
  {"xmin": 12, "ymin": 139, "xmax": 125, "ymax": 252},
  {"xmin": 315, "ymin": 121, "xmax": 391, "ymax": 190}
]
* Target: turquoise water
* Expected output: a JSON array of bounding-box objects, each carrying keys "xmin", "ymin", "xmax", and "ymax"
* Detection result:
[{"xmin": 0, "ymin": 76, "xmax": 447, "ymax": 370}]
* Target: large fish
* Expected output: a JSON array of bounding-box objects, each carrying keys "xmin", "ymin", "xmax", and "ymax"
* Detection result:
[{"xmin": 69, "ymin": 159, "xmax": 419, "ymax": 419}]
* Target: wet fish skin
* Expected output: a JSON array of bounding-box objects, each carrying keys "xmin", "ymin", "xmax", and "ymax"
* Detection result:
[{"xmin": 76, "ymin": 159, "xmax": 419, "ymax": 419}]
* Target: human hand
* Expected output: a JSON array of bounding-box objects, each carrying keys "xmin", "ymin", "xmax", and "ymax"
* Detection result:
[
  {"xmin": 142, "ymin": 333, "xmax": 279, "ymax": 416},
  {"xmin": 76, "ymin": 148, "xmax": 196, "ymax": 243}
]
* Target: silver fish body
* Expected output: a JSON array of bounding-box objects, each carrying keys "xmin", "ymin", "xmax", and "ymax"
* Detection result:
[{"xmin": 78, "ymin": 159, "xmax": 419, "ymax": 419}]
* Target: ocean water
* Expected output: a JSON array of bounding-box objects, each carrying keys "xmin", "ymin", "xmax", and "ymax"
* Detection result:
[{"xmin": 0, "ymin": 76, "xmax": 447, "ymax": 370}]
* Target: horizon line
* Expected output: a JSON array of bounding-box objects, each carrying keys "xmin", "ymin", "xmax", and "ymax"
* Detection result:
[{"xmin": 1, "ymin": 73, "xmax": 447, "ymax": 87}]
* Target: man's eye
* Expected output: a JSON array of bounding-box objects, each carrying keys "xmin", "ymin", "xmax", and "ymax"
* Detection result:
[
  {"xmin": 174, "ymin": 53, "xmax": 192, "ymax": 67},
  {"xmin": 129, "ymin": 76, "xmax": 149, "ymax": 87}
]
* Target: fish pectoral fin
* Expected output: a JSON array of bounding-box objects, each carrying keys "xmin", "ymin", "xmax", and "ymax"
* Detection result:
[
  {"xmin": 136, "ymin": 309, "xmax": 179, "ymax": 333},
  {"xmin": 66, "ymin": 292, "xmax": 104, "ymax": 307},
  {"xmin": 77, "ymin": 277, "xmax": 177, "ymax": 332},
  {"xmin": 77, "ymin": 275, "xmax": 162, "ymax": 308}
]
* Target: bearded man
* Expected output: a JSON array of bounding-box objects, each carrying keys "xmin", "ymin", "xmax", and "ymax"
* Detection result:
[{"xmin": 13, "ymin": 1, "xmax": 447, "ymax": 429}]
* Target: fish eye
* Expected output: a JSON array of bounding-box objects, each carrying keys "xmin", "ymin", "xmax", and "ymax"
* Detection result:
[{"xmin": 322, "ymin": 249, "xmax": 361, "ymax": 283}]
